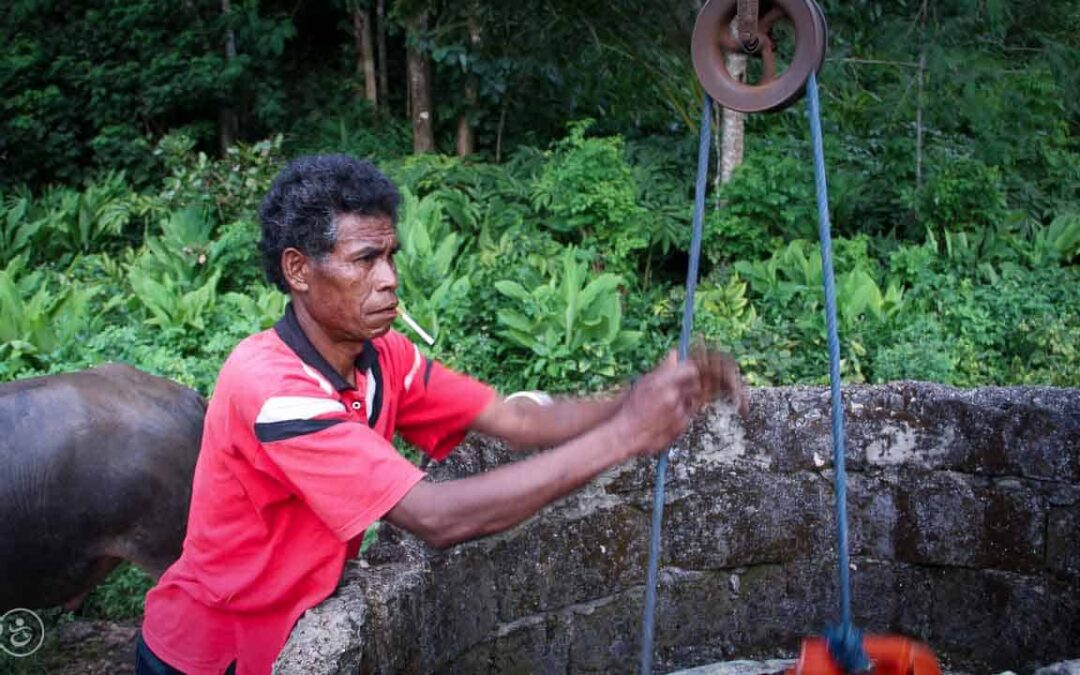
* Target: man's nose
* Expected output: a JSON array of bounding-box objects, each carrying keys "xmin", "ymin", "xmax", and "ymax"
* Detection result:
[{"xmin": 374, "ymin": 258, "xmax": 397, "ymax": 292}]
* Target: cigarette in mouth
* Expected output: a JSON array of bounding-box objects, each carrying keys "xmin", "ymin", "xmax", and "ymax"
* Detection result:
[{"xmin": 397, "ymin": 307, "xmax": 435, "ymax": 346}]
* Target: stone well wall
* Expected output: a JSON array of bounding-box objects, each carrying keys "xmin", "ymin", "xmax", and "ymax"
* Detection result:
[{"xmin": 276, "ymin": 383, "xmax": 1080, "ymax": 674}]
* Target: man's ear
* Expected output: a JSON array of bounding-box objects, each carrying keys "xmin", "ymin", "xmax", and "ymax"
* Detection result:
[{"xmin": 281, "ymin": 248, "xmax": 311, "ymax": 293}]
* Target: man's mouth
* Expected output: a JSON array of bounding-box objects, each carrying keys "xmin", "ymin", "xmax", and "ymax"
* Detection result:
[{"xmin": 371, "ymin": 303, "xmax": 399, "ymax": 316}]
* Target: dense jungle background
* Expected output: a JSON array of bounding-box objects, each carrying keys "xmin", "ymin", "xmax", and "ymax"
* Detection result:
[{"xmin": 1, "ymin": 0, "xmax": 1079, "ymax": 665}]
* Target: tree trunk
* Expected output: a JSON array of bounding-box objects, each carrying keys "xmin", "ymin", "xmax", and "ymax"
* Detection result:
[
  {"xmin": 455, "ymin": 9, "xmax": 482, "ymax": 157},
  {"xmin": 720, "ymin": 23, "xmax": 746, "ymax": 184},
  {"xmin": 376, "ymin": 0, "xmax": 388, "ymax": 108},
  {"xmin": 219, "ymin": 0, "xmax": 239, "ymax": 153},
  {"xmin": 915, "ymin": 0, "xmax": 928, "ymax": 192},
  {"xmin": 713, "ymin": 98, "xmax": 723, "ymax": 208},
  {"xmin": 353, "ymin": 2, "xmax": 377, "ymax": 105},
  {"xmin": 406, "ymin": 11, "xmax": 435, "ymax": 153},
  {"xmin": 495, "ymin": 96, "xmax": 509, "ymax": 163}
]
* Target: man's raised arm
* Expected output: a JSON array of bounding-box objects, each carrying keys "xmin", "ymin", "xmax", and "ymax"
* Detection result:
[
  {"xmin": 467, "ymin": 344, "xmax": 749, "ymax": 451},
  {"xmin": 385, "ymin": 352, "xmax": 701, "ymax": 549}
]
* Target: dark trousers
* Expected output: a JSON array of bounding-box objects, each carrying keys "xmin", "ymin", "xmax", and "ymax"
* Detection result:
[{"xmin": 135, "ymin": 632, "xmax": 236, "ymax": 675}]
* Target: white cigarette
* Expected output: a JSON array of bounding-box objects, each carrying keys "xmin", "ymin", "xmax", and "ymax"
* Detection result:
[{"xmin": 397, "ymin": 308, "xmax": 435, "ymax": 346}]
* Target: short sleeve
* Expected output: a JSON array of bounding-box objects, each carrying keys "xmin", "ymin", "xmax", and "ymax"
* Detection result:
[
  {"xmin": 235, "ymin": 359, "xmax": 424, "ymax": 542},
  {"xmin": 260, "ymin": 422, "xmax": 423, "ymax": 542},
  {"xmin": 391, "ymin": 341, "xmax": 496, "ymax": 461}
]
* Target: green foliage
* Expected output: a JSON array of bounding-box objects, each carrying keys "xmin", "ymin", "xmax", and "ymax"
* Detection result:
[
  {"xmin": 0, "ymin": 0, "xmax": 295, "ymax": 186},
  {"xmin": 1043, "ymin": 212, "xmax": 1080, "ymax": 263},
  {"xmin": 531, "ymin": 121, "xmax": 647, "ymax": 268},
  {"xmin": 288, "ymin": 102, "xmax": 411, "ymax": 161},
  {"xmin": 693, "ymin": 271, "xmax": 757, "ymax": 342},
  {"xmin": 624, "ymin": 137, "xmax": 695, "ymax": 263},
  {"xmin": 705, "ymin": 137, "xmax": 815, "ymax": 263},
  {"xmin": 0, "ymin": 189, "xmax": 43, "ymax": 264},
  {"xmin": 79, "ymin": 564, "xmax": 153, "ymax": 621},
  {"xmin": 735, "ymin": 239, "xmax": 903, "ymax": 329},
  {"xmin": 903, "ymin": 150, "xmax": 1008, "ymax": 232},
  {"xmin": 131, "ymin": 268, "xmax": 222, "ymax": 332},
  {"xmin": 0, "ymin": 173, "xmax": 137, "ymax": 266},
  {"xmin": 222, "ymin": 286, "xmax": 289, "ymax": 334},
  {"xmin": 153, "ymin": 134, "xmax": 284, "ymax": 226},
  {"xmin": 128, "ymin": 206, "xmax": 224, "ymax": 331},
  {"xmin": 0, "ymin": 257, "xmax": 100, "ymax": 378},
  {"xmin": 871, "ymin": 316, "xmax": 958, "ymax": 384},
  {"xmin": 731, "ymin": 238, "xmax": 906, "ymax": 383},
  {"xmin": 494, "ymin": 247, "xmax": 640, "ymax": 390},
  {"xmin": 41, "ymin": 171, "xmax": 136, "ymax": 256},
  {"xmin": 393, "ymin": 188, "xmax": 471, "ymax": 342}
]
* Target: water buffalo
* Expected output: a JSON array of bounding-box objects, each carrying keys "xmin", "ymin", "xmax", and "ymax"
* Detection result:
[{"xmin": 0, "ymin": 363, "xmax": 205, "ymax": 611}]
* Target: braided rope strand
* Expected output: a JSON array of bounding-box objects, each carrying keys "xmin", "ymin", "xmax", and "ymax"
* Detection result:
[
  {"xmin": 639, "ymin": 93, "xmax": 713, "ymax": 675},
  {"xmin": 806, "ymin": 71, "xmax": 869, "ymax": 673}
]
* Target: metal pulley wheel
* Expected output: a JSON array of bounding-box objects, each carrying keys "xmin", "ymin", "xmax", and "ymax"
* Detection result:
[{"xmin": 692, "ymin": 0, "xmax": 828, "ymax": 113}]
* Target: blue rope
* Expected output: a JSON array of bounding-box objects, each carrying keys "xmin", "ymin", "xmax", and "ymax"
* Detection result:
[
  {"xmin": 806, "ymin": 72, "xmax": 869, "ymax": 673},
  {"xmin": 640, "ymin": 69, "xmax": 864, "ymax": 674},
  {"xmin": 639, "ymin": 93, "xmax": 713, "ymax": 675}
]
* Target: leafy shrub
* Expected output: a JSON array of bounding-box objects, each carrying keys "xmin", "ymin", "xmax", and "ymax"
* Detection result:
[
  {"xmin": 494, "ymin": 247, "xmax": 640, "ymax": 391},
  {"xmin": 531, "ymin": 120, "xmax": 647, "ymax": 269},
  {"xmin": 153, "ymin": 134, "xmax": 284, "ymax": 225},
  {"xmin": 903, "ymin": 150, "xmax": 1008, "ymax": 232},
  {"xmin": 871, "ymin": 316, "xmax": 958, "ymax": 383},
  {"xmin": 221, "ymin": 286, "xmax": 288, "ymax": 335},
  {"xmin": 0, "ymin": 188, "xmax": 43, "ymax": 265},
  {"xmin": 288, "ymin": 102, "xmax": 411, "ymax": 162},
  {"xmin": 705, "ymin": 136, "xmax": 815, "ymax": 263},
  {"xmin": 1037, "ymin": 212, "xmax": 1080, "ymax": 264},
  {"xmin": 727, "ymin": 237, "xmax": 909, "ymax": 383},
  {"xmin": 394, "ymin": 188, "xmax": 471, "ymax": 342},
  {"xmin": 0, "ymin": 256, "xmax": 100, "ymax": 378},
  {"xmin": 128, "ymin": 205, "xmax": 225, "ymax": 332},
  {"xmin": 38, "ymin": 171, "xmax": 136, "ymax": 258},
  {"xmin": 386, "ymin": 151, "xmax": 537, "ymax": 241},
  {"xmin": 688, "ymin": 269, "xmax": 757, "ymax": 346},
  {"xmin": 79, "ymin": 563, "xmax": 153, "ymax": 621},
  {"xmin": 0, "ymin": 173, "xmax": 137, "ymax": 267}
]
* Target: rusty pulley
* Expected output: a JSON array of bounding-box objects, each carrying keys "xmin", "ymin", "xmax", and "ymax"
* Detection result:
[{"xmin": 691, "ymin": 0, "xmax": 828, "ymax": 113}]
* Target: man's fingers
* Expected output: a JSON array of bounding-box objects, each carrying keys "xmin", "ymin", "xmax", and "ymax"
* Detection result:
[
  {"xmin": 685, "ymin": 343, "xmax": 751, "ymax": 418},
  {"xmin": 663, "ymin": 349, "xmax": 679, "ymax": 370}
]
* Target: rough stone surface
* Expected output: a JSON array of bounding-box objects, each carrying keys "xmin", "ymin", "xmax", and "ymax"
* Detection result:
[
  {"xmin": 1034, "ymin": 660, "xmax": 1080, "ymax": 675},
  {"xmin": 275, "ymin": 383, "xmax": 1080, "ymax": 674},
  {"xmin": 668, "ymin": 658, "xmax": 793, "ymax": 675}
]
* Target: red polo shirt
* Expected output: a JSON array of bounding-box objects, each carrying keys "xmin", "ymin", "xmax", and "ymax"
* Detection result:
[{"xmin": 141, "ymin": 306, "xmax": 495, "ymax": 675}]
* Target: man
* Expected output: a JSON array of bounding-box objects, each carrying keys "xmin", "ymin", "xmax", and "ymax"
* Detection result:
[{"xmin": 138, "ymin": 155, "xmax": 748, "ymax": 675}]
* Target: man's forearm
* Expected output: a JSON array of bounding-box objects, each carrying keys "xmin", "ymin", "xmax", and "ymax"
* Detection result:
[
  {"xmin": 511, "ymin": 393, "xmax": 627, "ymax": 448},
  {"xmin": 472, "ymin": 389, "xmax": 629, "ymax": 450},
  {"xmin": 386, "ymin": 415, "xmax": 641, "ymax": 548}
]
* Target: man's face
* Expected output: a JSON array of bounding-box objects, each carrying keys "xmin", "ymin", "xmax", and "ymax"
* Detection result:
[{"xmin": 301, "ymin": 213, "xmax": 400, "ymax": 342}]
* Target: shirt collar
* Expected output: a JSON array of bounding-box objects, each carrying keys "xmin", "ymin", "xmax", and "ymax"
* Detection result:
[{"xmin": 273, "ymin": 303, "xmax": 378, "ymax": 392}]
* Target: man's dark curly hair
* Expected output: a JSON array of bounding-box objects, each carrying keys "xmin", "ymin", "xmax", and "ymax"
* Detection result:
[{"xmin": 258, "ymin": 154, "xmax": 400, "ymax": 292}]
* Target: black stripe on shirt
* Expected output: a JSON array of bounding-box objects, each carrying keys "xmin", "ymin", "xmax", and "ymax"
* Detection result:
[
  {"xmin": 367, "ymin": 342, "xmax": 383, "ymax": 428},
  {"xmin": 255, "ymin": 418, "xmax": 344, "ymax": 443},
  {"xmin": 422, "ymin": 358, "xmax": 434, "ymax": 388}
]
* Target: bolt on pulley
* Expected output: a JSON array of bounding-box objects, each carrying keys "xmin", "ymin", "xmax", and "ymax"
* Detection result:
[{"xmin": 692, "ymin": 0, "xmax": 828, "ymax": 113}]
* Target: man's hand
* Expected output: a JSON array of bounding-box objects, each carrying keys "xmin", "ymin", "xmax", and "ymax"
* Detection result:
[
  {"xmin": 388, "ymin": 346, "xmax": 744, "ymax": 550},
  {"xmin": 690, "ymin": 339, "xmax": 749, "ymax": 419},
  {"xmin": 613, "ymin": 350, "xmax": 703, "ymax": 456}
]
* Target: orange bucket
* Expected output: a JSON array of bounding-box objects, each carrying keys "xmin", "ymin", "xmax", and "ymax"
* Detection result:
[{"xmin": 787, "ymin": 635, "xmax": 942, "ymax": 675}]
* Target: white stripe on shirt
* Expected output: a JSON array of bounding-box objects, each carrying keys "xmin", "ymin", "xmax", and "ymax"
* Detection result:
[{"xmin": 255, "ymin": 396, "xmax": 346, "ymax": 424}]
